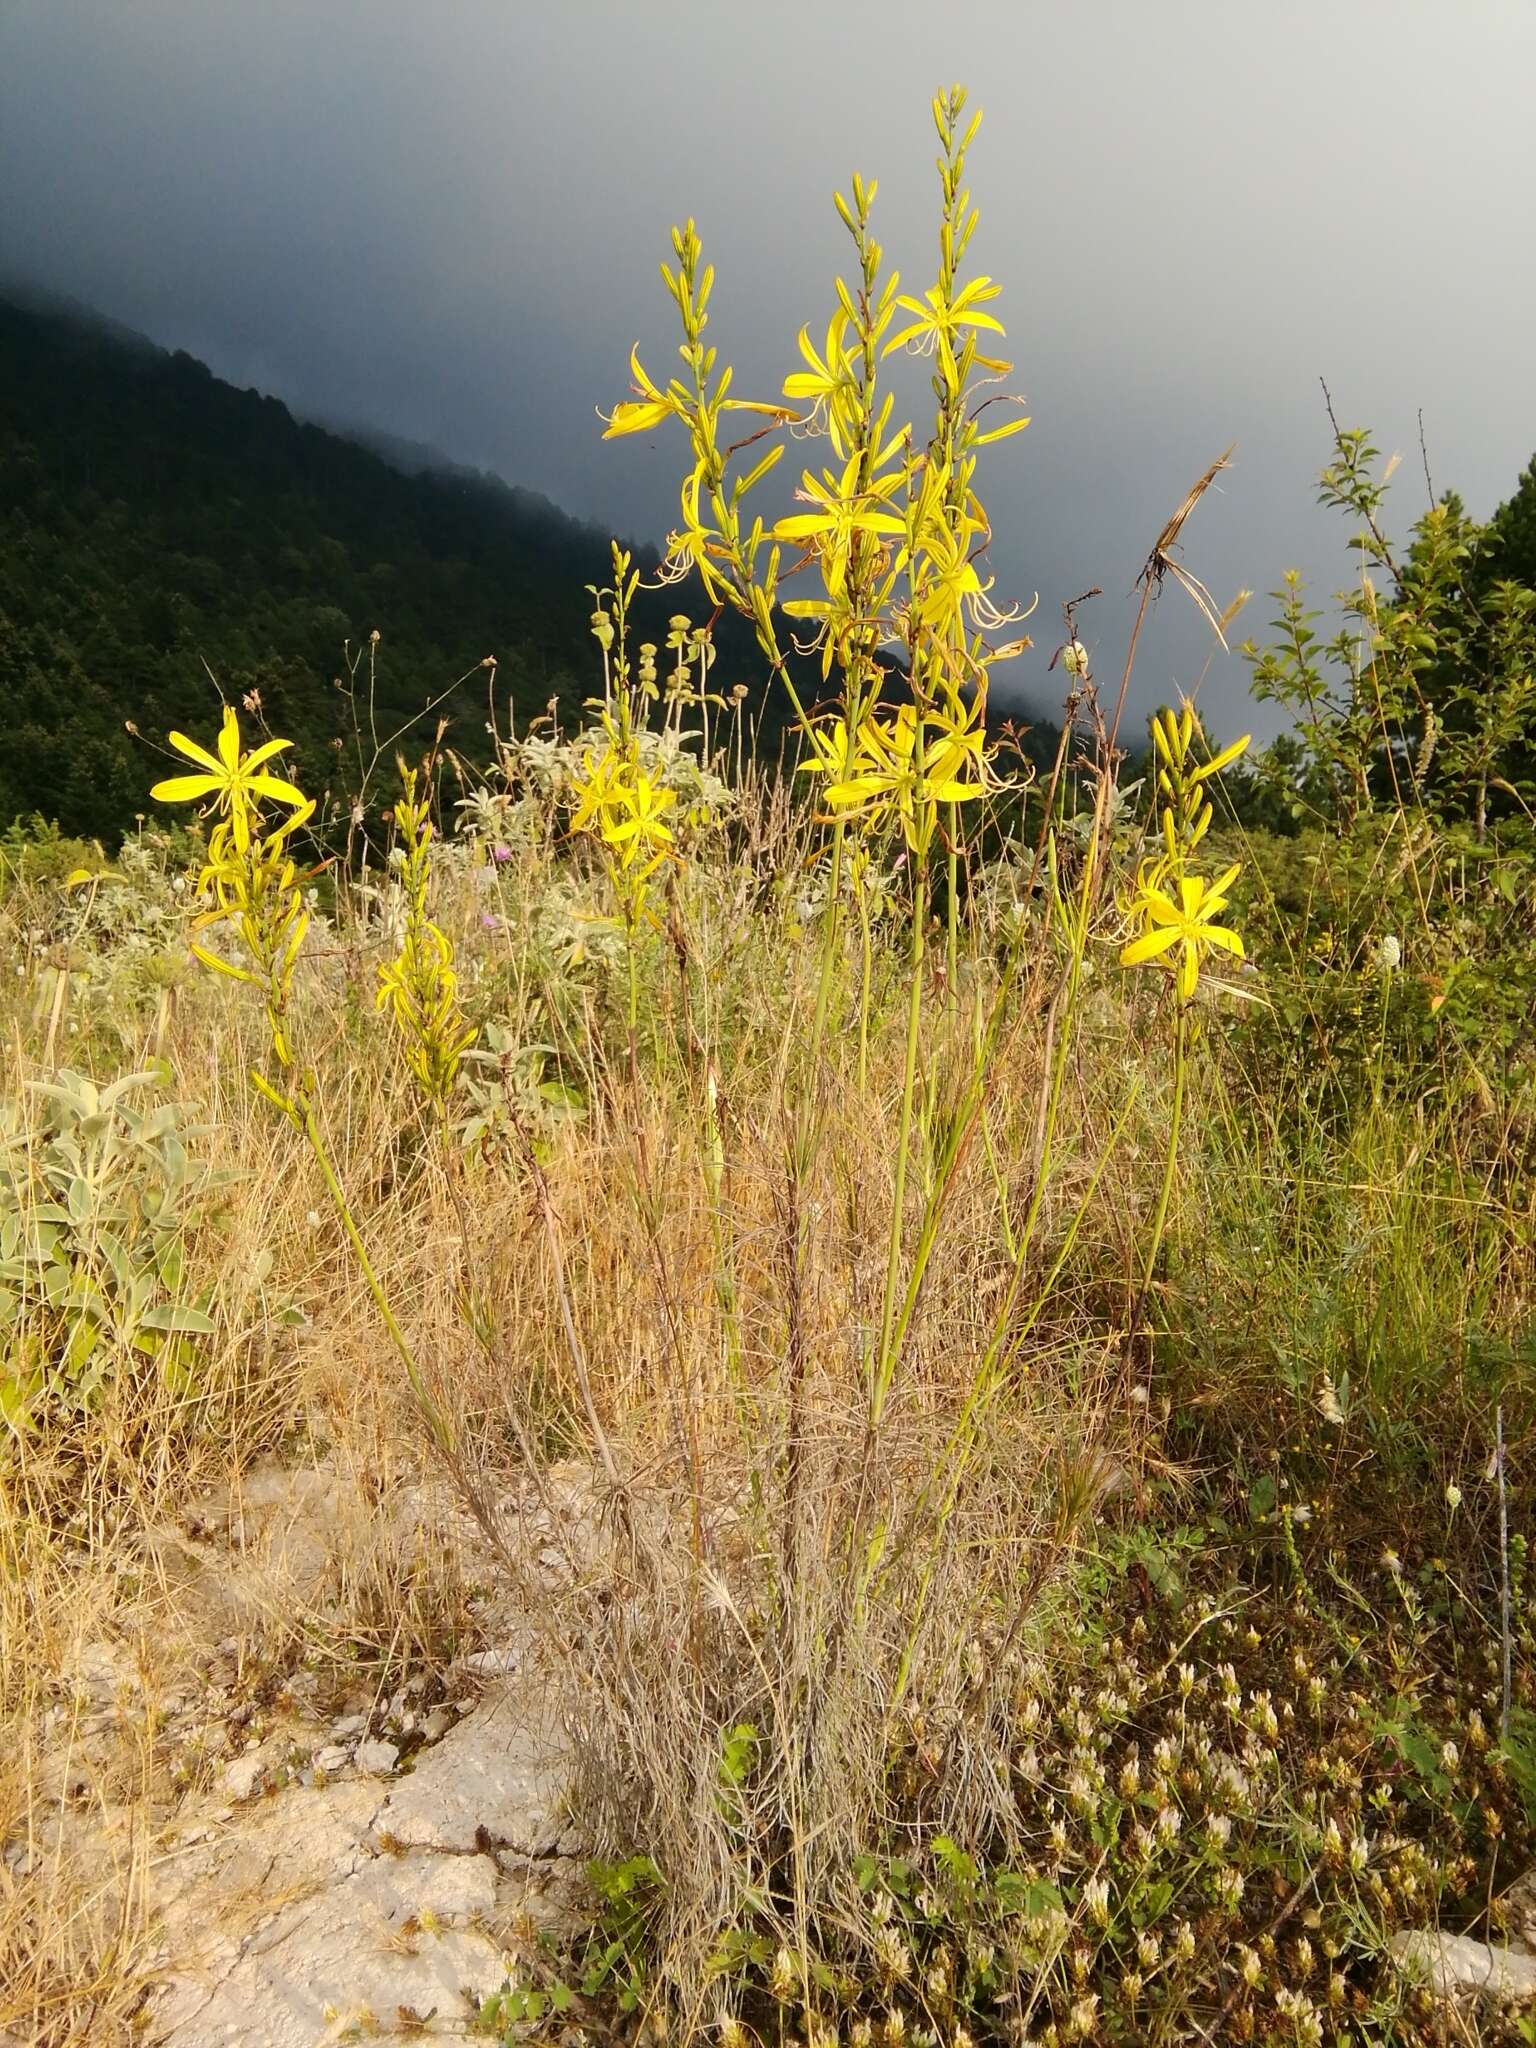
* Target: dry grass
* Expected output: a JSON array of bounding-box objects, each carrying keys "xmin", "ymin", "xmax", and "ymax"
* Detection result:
[
  {"xmin": 0, "ymin": 782, "xmax": 1138, "ymax": 2034},
  {"xmin": 0, "ymin": 755, "xmax": 1530, "ymax": 2042}
]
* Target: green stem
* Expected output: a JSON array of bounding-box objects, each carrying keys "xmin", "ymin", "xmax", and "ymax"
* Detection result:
[
  {"xmin": 293, "ymin": 1090, "xmax": 451, "ymax": 1453},
  {"xmin": 946, "ymin": 811, "xmax": 960, "ymax": 995},
  {"xmin": 626, "ymin": 913, "xmax": 641, "ymax": 1047},
  {"xmin": 871, "ymin": 843, "xmax": 927, "ymax": 1426},
  {"xmin": 856, "ymin": 891, "xmax": 873, "ymax": 1096},
  {"xmin": 1138, "ymin": 999, "xmax": 1190, "ymax": 1320},
  {"xmin": 1371, "ymin": 964, "xmax": 1393, "ymax": 1112},
  {"xmin": 889, "ymin": 1084, "xmax": 1139, "ymax": 1704}
]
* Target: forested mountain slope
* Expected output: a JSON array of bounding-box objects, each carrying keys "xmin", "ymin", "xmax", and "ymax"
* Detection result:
[{"xmin": 0, "ymin": 291, "xmax": 792, "ymax": 839}]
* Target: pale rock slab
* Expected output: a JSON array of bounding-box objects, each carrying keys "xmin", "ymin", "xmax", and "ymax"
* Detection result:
[
  {"xmin": 1502, "ymin": 1865, "xmax": 1536, "ymax": 1956},
  {"xmin": 220, "ymin": 1754, "xmax": 267, "ymax": 1804},
  {"xmin": 150, "ymin": 1696, "xmax": 577, "ymax": 2046},
  {"xmin": 1391, "ymin": 1928, "xmax": 1536, "ymax": 2004},
  {"xmin": 153, "ymin": 1847, "xmax": 503, "ymax": 2046},
  {"xmin": 372, "ymin": 1688, "xmax": 566, "ymax": 1856}
]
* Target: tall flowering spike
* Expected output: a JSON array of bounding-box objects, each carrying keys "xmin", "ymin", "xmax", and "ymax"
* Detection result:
[
  {"xmin": 1121, "ymin": 698, "xmax": 1250, "ymax": 1004},
  {"xmin": 813, "ymin": 695, "xmax": 989, "ymax": 853},
  {"xmin": 567, "ymin": 734, "xmax": 680, "ymax": 934},
  {"xmin": 153, "ymin": 710, "xmax": 315, "ymax": 1069},
  {"xmin": 782, "ymin": 311, "xmax": 857, "ymax": 455},
  {"xmin": 773, "ymin": 450, "xmax": 906, "ymax": 601},
  {"xmin": 376, "ymin": 767, "xmax": 477, "ymax": 1116}
]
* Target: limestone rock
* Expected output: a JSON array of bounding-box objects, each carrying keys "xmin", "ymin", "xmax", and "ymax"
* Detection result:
[
  {"xmin": 1391, "ymin": 1928, "xmax": 1536, "ymax": 2004},
  {"xmin": 372, "ymin": 1688, "xmax": 566, "ymax": 1856},
  {"xmin": 153, "ymin": 1847, "xmax": 503, "ymax": 2047},
  {"xmin": 421, "ymin": 1704, "xmax": 457, "ymax": 1742},
  {"xmin": 459, "ymin": 1643, "xmax": 525, "ymax": 1678},
  {"xmin": 220, "ymin": 1754, "xmax": 266, "ymax": 1803},
  {"xmin": 150, "ymin": 1699, "xmax": 582, "ymax": 2046},
  {"xmin": 1503, "ymin": 1866, "xmax": 1536, "ymax": 1957}
]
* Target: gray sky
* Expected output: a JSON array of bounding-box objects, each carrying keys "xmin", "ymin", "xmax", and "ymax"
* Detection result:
[{"xmin": 4, "ymin": 0, "xmax": 1534, "ymax": 740}]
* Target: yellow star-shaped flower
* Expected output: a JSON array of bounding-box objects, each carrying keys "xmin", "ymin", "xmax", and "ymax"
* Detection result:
[
  {"xmin": 151, "ymin": 706, "xmax": 306, "ymax": 849},
  {"xmin": 1121, "ymin": 865, "xmax": 1245, "ymax": 1003}
]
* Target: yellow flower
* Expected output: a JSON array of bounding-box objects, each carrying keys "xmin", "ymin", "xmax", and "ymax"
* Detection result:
[
  {"xmin": 823, "ymin": 698, "xmax": 988, "ymax": 848},
  {"xmin": 605, "ymin": 766, "xmax": 677, "ymax": 872},
  {"xmin": 912, "ymin": 518, "xmax": 993, "ymax": 640},
  {"xmin": 1121, "ymin": 865, "xmax": 1245, "ymax": 1003},
  {"xmin": 159, "ymin": 740, "xmax": 317, "ymax": 1068},
  {"xmin": 782, "ymin": 311, "xmax": 856, "ymax": 452},
  {"xmin": 884, "ymin": 274, "xmax": 1008, "ymax": 376},
  {"xmin": 774, "ymin": 451, "xmax": 906, "ymax": 600},
  {"xmin": 375, "ymin": 769, "xmax": 475, "ymax": 1113},
  {"xmin": 568, "ymin": 744, "xmax": 678, "ymax": 896},
  {"xmin": 794, "ymin": 716, "xmax": 856, "ymax": 785},
  {"xmin": 600, "ymin": 345, "xmax": 676, "ymax": 439},
  {"xmin": 660, "ymin": 466, "xmax": 732, "ymax": 601},
  {"xmin": 151, "ymin": 706, "xmax": 306, "ymax": 849},
  {"xmin": 568, "ymin": 745, "xmax": 624, "ymax": 839}
]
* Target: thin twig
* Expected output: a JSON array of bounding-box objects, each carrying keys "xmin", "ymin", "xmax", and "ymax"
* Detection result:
[
  {"xmin": 1418, "ymin": 406, "xmax": 1436, "ymax": 509},
  {"xmin": 1497, "ymin": 1404, "xmax": 1512, "ymax": 1745}
]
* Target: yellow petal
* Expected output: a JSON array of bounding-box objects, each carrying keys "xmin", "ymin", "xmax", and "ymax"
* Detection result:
[
  {"xmin": 165, "ymin": 731, "xmax": 223, "ymax": 776},
  {"xmin": 189, "ymin": 941, "xmax": 254, "ymax": 984},
  {"xmin": 1121, "ymin": 927, "xmax": 1181, "ymax": 967},
  {"xmin": 973, "ymin": 414, "xmax": 1031, "ymax": 446},
  {"xmin": 1140, "ymin": 889, "xmax": 1184, "ymax": 927},
  {"xmin": 774, "ymin": 512, "xmax": 835, "ymax": 542},
  {"xmin": 151, "ymin": 773, "xmax": 223, "ymax": 804},
  {"xmin": 1209, "ymin": 862, "xmax": 1242, "ymax": 900},
  {"xmin": 602, "ymin": 400, "xmax": 673, "ymax": 439},
  {"xmin": 242, "ymin": 736, "xmax": 294, "ymax": 772},
  {"xmin": 247, "ymin": 773, "xmax": 309, "ymax": 809}
]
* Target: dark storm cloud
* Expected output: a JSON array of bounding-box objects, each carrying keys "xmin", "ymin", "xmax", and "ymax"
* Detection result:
[{"xmin": 5, "ymin": 0, "xmax": 1534, "ymax": 739}]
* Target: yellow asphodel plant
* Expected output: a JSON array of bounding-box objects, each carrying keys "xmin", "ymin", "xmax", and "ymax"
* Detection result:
[
  {"xmin": 154, "ymin": 708, "xmax": 315, "ymax": 1069},
  {"xmin": 377, "ymin": 763, "xmax": 477, "ymax": 1118},
  {"xmin": 564, "ymin": 549, "xmax": 686, "ymax": 1039},
  {"xmin": 1119, "ymin": 699, "xmax": 1250, "ymax": 1320},
  {"xmin": 604, "ymin": 85, "xmax": 1034, "ymax": 1396},
  {"xmin": 152, "ymin": 708, "xmax": 454, "ymax": 1450},
  {"xmin": 601, "ymin": 91, "xmax": 1044, "ymax": 1598}
]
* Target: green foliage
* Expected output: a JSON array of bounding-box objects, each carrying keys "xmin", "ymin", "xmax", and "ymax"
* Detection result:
[
  {"xmin": 0, "ymin": 815, "xmax": 107, "ymax": 898},
  {"xmin": 1245, "ymin": 422, "xmax": 1536, "ymax": 844},
  {"xmin": 10, "ymin": 104, "xmax": 1536, "ymax": 2048},
  {"xmin": 0, "ymin": 292, "xmax": 795, "ymax": 844},
  {"xmin": 1230, "ymin": 813, "xmax": 1536, "ymax": 1112},
  {"xmin": 579, "ymin": 1854, "xmax": 663, "ymax": 2009},
  {"xmin": 1232, "ymin": 420, "xmax": 1536, "ymax": 1112},
  {"xmin": 475, "ymin": 1854, "xmax": 662, "ymax": 2040},
  {"xmin": 1486, "ymin": 450, "xmax": 1536, "ymax": 597},
  {"xmin": 453, "ymin": 1018, "xmax": 588, "ymax": 1164},
  {"xmin": 0, "ymin": 1067, "xmax": 233, "ymax": 1433}
]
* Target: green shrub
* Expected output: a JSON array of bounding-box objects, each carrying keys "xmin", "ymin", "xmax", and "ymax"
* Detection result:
[{"xmin": 0, "ymin": 1066, "xmax": 235, "ymax": 1435}]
